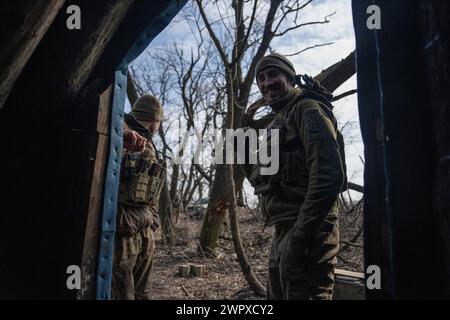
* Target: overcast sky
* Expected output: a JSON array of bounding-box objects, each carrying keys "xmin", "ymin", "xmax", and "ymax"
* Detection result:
[{"xmin": 130, "ymin": 0, "xmax": 363, "ymax": 202}]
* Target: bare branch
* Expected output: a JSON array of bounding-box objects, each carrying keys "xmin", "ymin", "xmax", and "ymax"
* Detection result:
[
  {"xmin": 340, "ymin": 240, "xmax": 364, "ymax": 248},
  {"xmin": 194, "ymin": 163, "xmax": 213, "ymax": 184},
  {"xmin": 195, "ymin": 0, "xmax": 230, "ymax": 66},
  {"xmin": 126, "ymin": 69, "xmax": 139, "ymax": 106},
  {"xmin": 314, "ymin": 50, "xmax": 356, "ymax": 92},
  {"xmin": 230, "ymin": 0, "xmax": 258, "ymax": 66},
  {"xmin": 347, "ymin": 182, "xmax": 364, "ymax": 193},
  {"xmin": 332, "ymin": 89, "xmax": 357, "ymax": 102},
  {"xmin": 274, "ymin": 11, "xmax": 336, "ymax": 37},
  {"xmin": 240, "ymin": 0, "xmax": 282, "ymax": 101},
  {"xmin": 282, "ymin": 42, "xmax": 334, "ymax": 57}
]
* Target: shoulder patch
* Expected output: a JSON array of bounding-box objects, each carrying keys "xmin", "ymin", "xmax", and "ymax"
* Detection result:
[{"xmin": 303, "ymin": 108, "xmax": 324, "ymax": 134}]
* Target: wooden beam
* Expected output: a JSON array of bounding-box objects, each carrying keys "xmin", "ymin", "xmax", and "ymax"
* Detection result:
[
  {"xmin": 335, "ymin": 268, "xmax": 365, "ymax": 280},
  {"xmin": 65, "ymin": 0, "xmax": 135, "ymax": 100},
  {"xmin": 79, "ymin": 85, "xmax": 112, "ymax": 299},
  {"xmin": 0, "ymin": 0, "xmax": 65, "ymax": 110}
]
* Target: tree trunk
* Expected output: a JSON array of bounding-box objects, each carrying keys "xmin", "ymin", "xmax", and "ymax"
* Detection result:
[
  {"xmin": 159, "ymin": 171, "xmax": 173, "ymax": 245},
  {"xmin": 198, "ymin": 164, "xmax": 228, "ymax": 256},
  {"xmin": 181, "ymin": 162, "xmax": 194, "ymax": 208},
  {"xmin": 169, "ymin": 162, "xmax": 179, "ymax": 201},
  {"xmin": 226, "ymin": 164, "xmax": 266, "ymax": 296},
  {"xmin": 127, "ymin": 70, "xmax": 139, "ymax": 105}
]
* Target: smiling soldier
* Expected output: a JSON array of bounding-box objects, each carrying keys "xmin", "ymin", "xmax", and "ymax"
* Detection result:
[{"xmin": 243, "ymin": 53, "xmax": 345, "ymax": 300}]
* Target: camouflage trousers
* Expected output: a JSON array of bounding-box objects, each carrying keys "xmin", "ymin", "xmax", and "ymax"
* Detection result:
[
  {"xmin": 267, "ymin": 217, "xmax": 339, "ymax": 300},
  {"xmin": 112, "ymin": 205, "xmax": 156, "ymax": 300}
]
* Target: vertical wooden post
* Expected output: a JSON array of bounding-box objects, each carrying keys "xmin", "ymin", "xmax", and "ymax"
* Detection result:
[{"xmin": 78, "ymin": 85, "xmax": 113, "ymax": 299}]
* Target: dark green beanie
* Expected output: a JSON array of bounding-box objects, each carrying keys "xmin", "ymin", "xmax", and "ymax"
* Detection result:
[
  {"xmin": 255, "ymin": 53, "xmax": 296, "ymax": 82},
  {"xmin": 130, "ymin": 94, "xmax": 164, "ymax": 122}
]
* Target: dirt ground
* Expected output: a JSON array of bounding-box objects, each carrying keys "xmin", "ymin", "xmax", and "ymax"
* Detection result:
[{"xmin": 150, "ymin": 204, "xmax": 363, "ymax": 300}]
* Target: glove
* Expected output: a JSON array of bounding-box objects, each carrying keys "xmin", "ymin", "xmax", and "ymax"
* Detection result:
[{"xmin": 284, "ymin": 227, "xmax": 310, "ymax": 266}]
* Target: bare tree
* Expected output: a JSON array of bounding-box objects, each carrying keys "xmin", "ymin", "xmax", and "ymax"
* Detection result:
[
  {"xmin": 193, "ymin": 0, "xmax": 356, "ymax": 253},
  {"xmin": 189, "ymin": 0, "xmax": 357, "ymax": 295}
]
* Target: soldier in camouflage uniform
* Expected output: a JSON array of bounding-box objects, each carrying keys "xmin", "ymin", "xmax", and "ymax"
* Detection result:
[
  {"xmin": 112, "ymin": 95, "xmax": 165, "ymax": 300},
  {"xmin": 244, "ymin": 53, "xmax": 345, "ymax": 300}
]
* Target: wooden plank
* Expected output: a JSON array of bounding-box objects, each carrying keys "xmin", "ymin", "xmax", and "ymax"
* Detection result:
[
  {"xmin": 0, "ymin": 0, "xmax": 65, "ymax": 110},
  {"xmin": 335, "ymin": 268, "xmax": 365, "ymax": 280},
  {"xmin": 79, "ymin": 85, "xmax": 112, "ymax": 299},
  {"xmin": 97, "ymin": 83, "xmax": 113, "ymax": 135}
]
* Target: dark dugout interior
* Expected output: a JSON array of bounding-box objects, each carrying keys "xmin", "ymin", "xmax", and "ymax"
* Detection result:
[
  {"xmin": 0, "ymin": 0, "xmax": 448, "ymax": 299},
  {"xmin": 353, "ymin": 0, "xmax": 449, "ymax": 299}
]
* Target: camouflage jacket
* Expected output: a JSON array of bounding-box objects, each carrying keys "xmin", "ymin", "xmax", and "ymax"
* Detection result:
[{"xmin": 245, "ymin": 88, "xmax": 344, "ymax": 236}]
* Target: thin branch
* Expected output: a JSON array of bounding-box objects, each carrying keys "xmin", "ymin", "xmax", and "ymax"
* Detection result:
[
  {"xmin": 340, "ymin": 240, "xmax": 364, "ymax": 248},
  {"xmin": 359, "ymin": 155, "xmax": 365, "ymax": 165},
  {"xmin": 348, "ymin": 182, "xmax": 364, "ymax": 193},
  {"xmin": 196, "ymin": 0, "xmax": 230, "ymax": 66},
  {"xmin": 194, "ymin": 163, "xmax": 212, "ymax": 184},
  {"xmin": 274, "ymin": 11, "xmax": 336, "ymax": 37},
  {"xmin": 332, "ymin": 89, "xmax": 357, "ymax": 102},
  {"xmin": 231, "ymin": 0, "xmax": 258, "ymax": 66},
  {"xmin": 282, "ymin": 42, "xmax": 334, "ymax": 57}
]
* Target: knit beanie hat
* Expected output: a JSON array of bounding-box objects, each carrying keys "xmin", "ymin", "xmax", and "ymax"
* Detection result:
[
  {"xmin": 255, "ymin": 53, "xmax": 296, "ymax": 83},
  {"xmin": 130, "ymin": 94, "xmax": 164, "ymax": 122}
]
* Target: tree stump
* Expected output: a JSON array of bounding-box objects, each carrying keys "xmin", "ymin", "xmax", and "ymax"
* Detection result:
[
  {"xmin": 178, "ymin": 264, "xmax": 191, "ymax": 278},
  {"xmin": 190, "ymin": 264, "xmax": 205, "ymax": 277}
]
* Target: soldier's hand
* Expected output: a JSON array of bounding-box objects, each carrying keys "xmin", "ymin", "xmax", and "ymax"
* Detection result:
[
  {"xmin": 123, "ymin": 129, "xmax": 146, "ymax": 151},
  {"xmin": 284, "ymin": 227, "xmax": 309, "ymax": 266},
  {"xmin": 150, "ymin": 221, "xmax": 159, "ymax": 232}
]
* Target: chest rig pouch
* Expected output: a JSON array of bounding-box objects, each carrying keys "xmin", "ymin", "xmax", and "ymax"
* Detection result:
[{"xmin": 119, "ymin": 144, "xmax": 166, "ymax": 207}]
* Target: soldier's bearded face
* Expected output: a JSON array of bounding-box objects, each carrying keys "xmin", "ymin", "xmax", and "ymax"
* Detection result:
[{"xmin": 257, "ymin": 67, "xmax": 292, "ymax": 103}]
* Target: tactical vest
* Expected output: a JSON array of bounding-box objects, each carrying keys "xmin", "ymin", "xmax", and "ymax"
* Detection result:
[
  {"xmin": 119, "ymin": 139, "xmax": 166, "ymax": 207},
  {"xmin": 249, "ymin": 96, "xmax": 347, "ymax": 200}
]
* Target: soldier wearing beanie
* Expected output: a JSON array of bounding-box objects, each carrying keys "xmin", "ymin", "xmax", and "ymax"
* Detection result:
[
  {"xmin": 243, "ymin": 53, "xmax": 345, "ymax": 299},
  {"xmin": 112, "ymin": 94, "xmax": 165, "ymax": 300}
]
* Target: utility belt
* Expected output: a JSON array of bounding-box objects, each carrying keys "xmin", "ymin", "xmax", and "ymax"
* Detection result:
[{"xmin": 119, "ymin": 147, "xmax": 166, "ymax": 207}]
